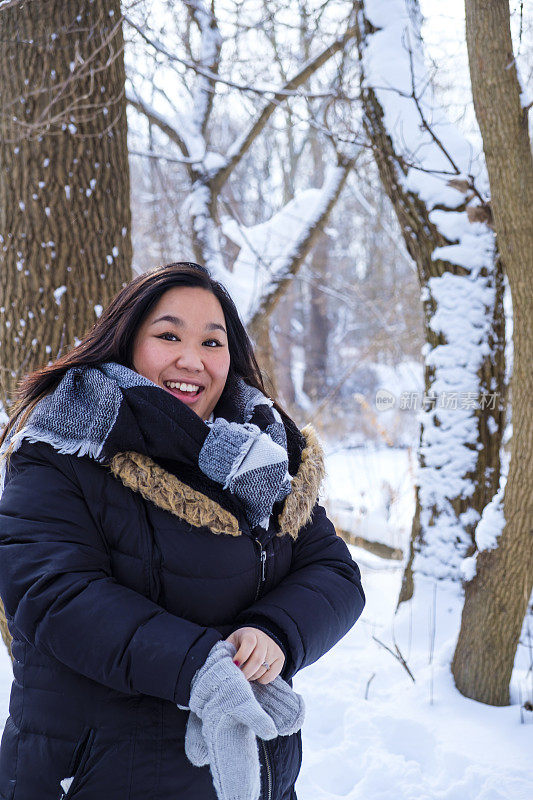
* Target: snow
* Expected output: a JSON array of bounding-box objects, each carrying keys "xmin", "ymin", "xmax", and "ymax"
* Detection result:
[
  {"xmin": 475, "ymin": 490, "xmax": 504, "ymax": 552},
  {"xmin": 203, "ymin": 151, "xmax": 227, "ymax": 174},
  {"xmin": 323, "ymin": 443, "xmax": 414, "ymax": 551},
  {"xmin": 293, "ymin": 562, "xmax": 533, "ymax": 800},
  {"xmin": 53, "ymin": 286, "xmax": 67, "ymax": 305},
  {"xmin": 291, "ymin": 346, "xmax": 312, "ymax": 412},
  {"xmin": 60, "ymin": 776, "xmax": 74, "ymax": 792}
]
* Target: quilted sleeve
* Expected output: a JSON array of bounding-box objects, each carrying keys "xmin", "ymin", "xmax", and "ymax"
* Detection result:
[{"xmin": 230, "ymin": 503, "xmax": 365, "ymax": 682}]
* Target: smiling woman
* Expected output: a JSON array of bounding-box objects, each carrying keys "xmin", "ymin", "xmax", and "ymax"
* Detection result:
[
  {"xmin": 132, "ymin": 286, "xmax": 231, "ymax": 420},
  {"xmin": 0, "ymin": 262, "xmax": 365, "ymax": 800}
]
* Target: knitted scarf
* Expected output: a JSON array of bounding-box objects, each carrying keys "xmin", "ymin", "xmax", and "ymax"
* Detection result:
[{"xmin": 0, "ymin": 362, "xmax": 292, "ymax": 529}]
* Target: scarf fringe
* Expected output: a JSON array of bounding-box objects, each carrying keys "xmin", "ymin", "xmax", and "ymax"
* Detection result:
[{"xmin": 0, "ymin": 427, "xmax": 104, "ymax": 496}]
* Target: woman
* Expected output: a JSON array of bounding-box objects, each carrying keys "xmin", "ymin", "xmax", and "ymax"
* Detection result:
[{"xmin": 0, "ymin": 263, "xmax": 365, "ymax": 800}]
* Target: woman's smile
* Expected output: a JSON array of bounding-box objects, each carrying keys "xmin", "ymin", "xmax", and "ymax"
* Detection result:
[{"xmin": 162, "ymin": 379, "xmax": 205, "ymax": 404}]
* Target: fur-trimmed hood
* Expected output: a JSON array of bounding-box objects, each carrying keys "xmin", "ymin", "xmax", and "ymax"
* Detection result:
[{"xmin": 109, "ymin": 424, "xmax": 325, "ymax": 540}]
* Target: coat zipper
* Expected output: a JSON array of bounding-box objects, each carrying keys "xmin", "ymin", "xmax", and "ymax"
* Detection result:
[
  {"xmin": 253, "ymin": 531, "xmax": 272, "ymax": 799},
  {"xmin": 259, "ymin": 738, "xmax": 273, "ymax": 800},
  {"xmin": 253, "ymin": 536, "xmax": 267, "ymax": 600}
]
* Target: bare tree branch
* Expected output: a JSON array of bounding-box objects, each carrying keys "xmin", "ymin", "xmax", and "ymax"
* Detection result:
[
  {"xmin": 212, "ymin": 21, "xmax": 358, "ymax": 192},
  {"xmin": 124, "ymin": 15, "xmax": 339, "ymax": 101},
  {"xmin": 126, "ymin": 90, "xmax": 195, "ymax": 171}
]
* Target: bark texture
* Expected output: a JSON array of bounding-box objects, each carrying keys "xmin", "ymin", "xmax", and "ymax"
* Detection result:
[
  {"xmin": 452, "ymin": 0, "xmax": 533, "ymax": 705},
  {"xmin": 0, "ymin": 0, "xmax": 132, "ymax": 409}
]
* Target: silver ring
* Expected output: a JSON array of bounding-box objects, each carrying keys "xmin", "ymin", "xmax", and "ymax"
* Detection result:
[{"xmin": 262, "ymin": 661, "xmax": 270, "ymax": 670}]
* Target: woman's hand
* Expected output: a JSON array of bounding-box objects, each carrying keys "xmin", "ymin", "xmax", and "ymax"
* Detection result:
[{"xmin": 225, "ymin": 627, "xmax": 285, "ymax": 684}]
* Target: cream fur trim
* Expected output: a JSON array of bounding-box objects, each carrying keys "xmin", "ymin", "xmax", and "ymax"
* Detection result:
[
  {"xmin": 277, "ymin": 425, "xmax": 325, "ymax": 540},
  {"xmin": 109, "ymin": 451, "xmax": 241, "ymax": 536},
  {"xmin": 109, "ymin": 425, "xmax": 325, "ymax": 539}
]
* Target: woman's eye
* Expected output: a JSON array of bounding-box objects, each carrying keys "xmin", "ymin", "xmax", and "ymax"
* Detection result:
[
  {"xmin": 158, "ymin": 332, "xmax": 179, "ymax": 342},
  {"xmin": 203, "ymin": 339, "xmax": 222, "ymax": 347}
]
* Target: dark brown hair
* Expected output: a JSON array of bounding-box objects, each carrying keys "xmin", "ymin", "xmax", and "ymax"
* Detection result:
[{"xmin": 1, "ymin": 262, "xmax": 285, "ymax": 452}]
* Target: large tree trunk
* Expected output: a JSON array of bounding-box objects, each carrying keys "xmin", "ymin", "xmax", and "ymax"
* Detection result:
[
  {"xmin": 451, "ymin": 0, "xmax": 533, "ymax": 705},
  {"xmin": 355, "ymin": 3, "xmax": 505, "ymax": 601},
  {"xmin": 0, "ymin": 0, "xmax": 132, "ymax": 410}
]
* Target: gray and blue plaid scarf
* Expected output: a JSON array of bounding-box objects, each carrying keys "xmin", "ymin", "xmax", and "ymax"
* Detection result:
[{"xmin": 0, "ymin": 362, "xmax": 292, "ymax": 529}]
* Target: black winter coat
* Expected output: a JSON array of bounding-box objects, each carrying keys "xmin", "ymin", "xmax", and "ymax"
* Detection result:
[{"xmin": 0, "ymin": 422, "xmax": 364, "ymax": 800}]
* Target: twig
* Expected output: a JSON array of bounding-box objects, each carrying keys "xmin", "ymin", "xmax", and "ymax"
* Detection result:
[
  {"xmin": 428, "ymin": 581, "xmax": 437, "ymax": 705},
  {"xmin": 372, "ymin": 634, "xmax": 415, "ymax": 682},
  {"xmin": 365, "ymin": 672, "xmax": 376, "ymax": 699}
]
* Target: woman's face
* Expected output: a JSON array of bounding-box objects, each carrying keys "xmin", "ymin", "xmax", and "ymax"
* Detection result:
[{"xmin": 132, "ymin": 286, "xmax": 231, "ymax": 420}]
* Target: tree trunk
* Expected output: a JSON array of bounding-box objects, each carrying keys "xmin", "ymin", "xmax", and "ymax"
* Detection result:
[
  {"xmin": 272, "ymin": 285, "xmax": 296, "ymax": 408},
  {"xmin": 0, "ymin": 0, "xmax": 132, "ymax": 410},
  {"xmin": 452, "ymin": 0, "xmax": 533, "ymax": 705},
  {"xmin": 303, "ymin": 134, "xmax": 330, "ymax": 404},
  {"xmin": 355, "ymin": 3, "xmax": 506, "ymax": 594}
]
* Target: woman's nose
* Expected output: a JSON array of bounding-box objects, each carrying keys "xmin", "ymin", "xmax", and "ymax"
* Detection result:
[{"xmin": 174, "ymin": 346, "xmax": 203, "ymax": 372}]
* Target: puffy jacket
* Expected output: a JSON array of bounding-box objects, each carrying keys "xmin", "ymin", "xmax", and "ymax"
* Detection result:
[{"xmin": 0, "ymin": 423, "xmax": 364, "ymax": 800}]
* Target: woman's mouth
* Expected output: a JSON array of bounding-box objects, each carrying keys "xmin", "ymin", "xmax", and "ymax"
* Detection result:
[{"xmin": 163, "ymin": 380, "xmax": 205, "ymax": 404}]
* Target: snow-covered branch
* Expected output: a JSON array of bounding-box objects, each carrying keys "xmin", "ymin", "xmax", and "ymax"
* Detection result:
[
  {"xmin": 124, "ymin": 15, "xmax": 337, "ymax": 101},
  {"xmin": 221, "ymin": 158, "xmax": 354, "ymax": 325}
]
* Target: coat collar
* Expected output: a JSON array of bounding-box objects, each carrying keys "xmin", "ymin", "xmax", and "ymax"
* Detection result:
[{"xmin": 108, "ymin": 424, "xmax": 324, "ymax": 540}]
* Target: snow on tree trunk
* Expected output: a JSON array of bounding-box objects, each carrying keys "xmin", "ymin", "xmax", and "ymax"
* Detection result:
[
  {"xmin": 355, "ymin": 1, "xmax": 505, "ymax": 629},
  {"xmin": 451, "ymin": 0, "xmax": 533, "ymax": 706},
  {"xmin": 0, "ymin": 0, "xmax": 132, "ymax": 409}
]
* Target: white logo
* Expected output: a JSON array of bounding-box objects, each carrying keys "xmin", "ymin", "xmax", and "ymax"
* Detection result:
[{"xmin": 375, "ymin": 389, "xmax": 396, "ymax": 411}]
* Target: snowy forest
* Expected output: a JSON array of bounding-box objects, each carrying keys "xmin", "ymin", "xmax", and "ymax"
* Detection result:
[{"xmin": 0, "ymin": 0, "xmax": 532, "ymax": 798}]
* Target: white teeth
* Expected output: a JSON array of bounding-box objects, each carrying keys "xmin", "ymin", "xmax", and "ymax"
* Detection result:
[{"xmin": 165, "ymin": 381, "xmax": 201, "ymax": 393}]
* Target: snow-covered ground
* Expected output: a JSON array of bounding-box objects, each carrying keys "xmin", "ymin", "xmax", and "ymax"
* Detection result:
[
  {"xmin": 293, "ymin": 444, "xmax": 533, "ymax": 800},
  {"xmin": 0, "ymin": 446, "xmax": 531, "ymax": 799},
  {"xmin": 294, "ymin": 546, "xmax": 533, "ymax": 800}
]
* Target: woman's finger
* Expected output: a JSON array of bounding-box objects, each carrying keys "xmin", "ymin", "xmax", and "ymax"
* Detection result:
[
  {"xmin": 249, "ymin": 655, "xmax": 283, "ymax": 684},
  {"xmin": 239, "ymin": 643, "xmax": 269, "ymax": 681},
  {"xmin": 228, "ymin": 630, "xmax": 259, "ymax": 670}
]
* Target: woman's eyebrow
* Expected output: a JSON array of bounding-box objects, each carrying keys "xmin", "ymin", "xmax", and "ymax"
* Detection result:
[{"xmin": 150, "ymin": 314, "xmax": 226, "ymax": 334}]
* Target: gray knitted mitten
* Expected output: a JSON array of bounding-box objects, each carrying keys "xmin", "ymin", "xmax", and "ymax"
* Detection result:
[
  {"xmin": 251, "ymin": 677, "xmax": 305, "ymax": 735},
  {"xmin": 185, "ymin": 640, "xmax": 278, "ymax": 800},
  {"xmin": 183, "ymin": 673, "xmax": 306, "ymax": 768}
]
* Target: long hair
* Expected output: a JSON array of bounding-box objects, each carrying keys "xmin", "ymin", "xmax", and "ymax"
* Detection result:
[{"xmin": 1, "ymin": 262, "xmax": 286, "ymax": 452}]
